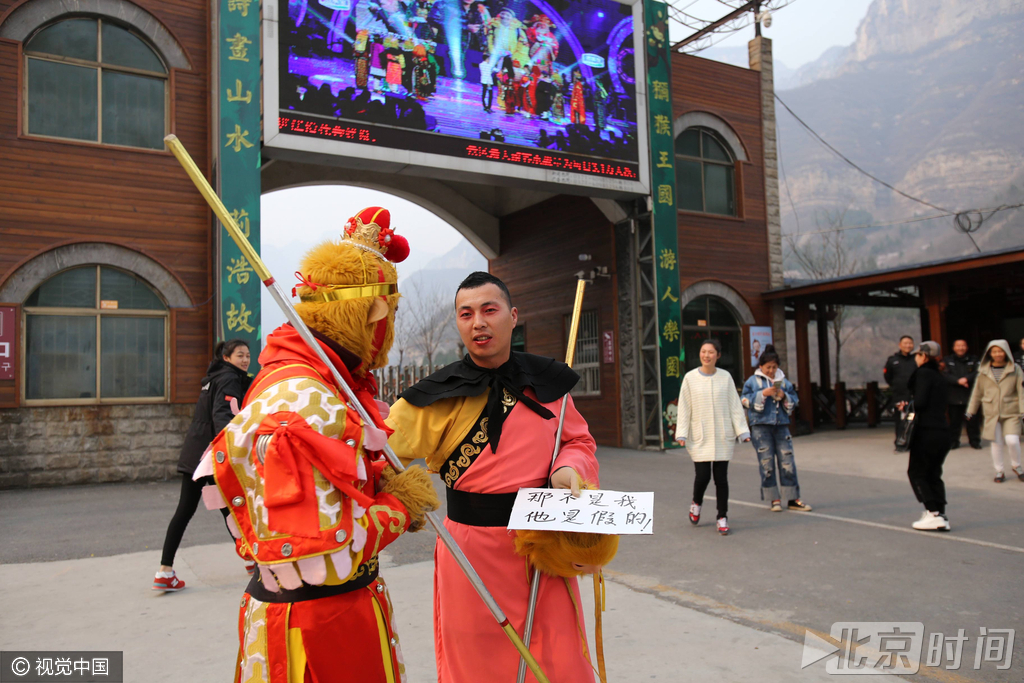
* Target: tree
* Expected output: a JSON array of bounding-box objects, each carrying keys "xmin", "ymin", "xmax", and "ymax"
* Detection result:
[
  {"xmin": 402, "ymin": 279, "xmax": 457, "ymax": 372},
  {"xmin": 784, "ymin": 209, "xmax": 864, "ymax": 383}
]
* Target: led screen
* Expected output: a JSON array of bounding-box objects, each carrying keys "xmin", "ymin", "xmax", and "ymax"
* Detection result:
[{"xmin": 274, "ymin": 0, "xmax": 643, "ymax": 184}]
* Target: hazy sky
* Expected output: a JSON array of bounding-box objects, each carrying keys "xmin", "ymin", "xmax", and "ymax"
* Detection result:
[
  {"xmin": 670, "ymin": 0, "xmax": 875, "ymax": 69},
  {"xmin": 260, "ymin": 0, "xmax": 876, "ymax": 330}
]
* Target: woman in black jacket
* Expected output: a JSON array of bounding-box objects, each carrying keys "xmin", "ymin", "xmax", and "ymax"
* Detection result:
[
  {"xmin": 153, "ymin": 339, "xmax": 252, "ymax": 592},
  {"xmin": 905, "ymin": 341, "xmax": 951, "ymax": 532}
]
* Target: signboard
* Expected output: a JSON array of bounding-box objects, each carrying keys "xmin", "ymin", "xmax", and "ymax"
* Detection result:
[
  {"xmin": 749, "ymin": 325, "xmax": 773, "ymax": 368},
  {"xmin": 263, "ymin": 0, "xmax": 650, "ymax": 197},
  {"xmin": 0, "ymin": 307, "xmax": 15, "ymax": 381},
  {"xmin": 508, "ymin": 488, "xmax": 654, "ymax": 534},
  {"xmin": 644, "ymin": 1, "xmax": 682, "ymax": 448},
  {"xmin": 218, "ymin": 0, "xmax": 262, "ymax": 367},
  {"xmin": 602, "ymin": 329, "xmax": 614, "ymax": 364}
]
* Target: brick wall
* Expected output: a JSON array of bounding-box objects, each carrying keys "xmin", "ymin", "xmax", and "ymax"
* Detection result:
[{"xmin": 0, "ymin": 404, "xmax": 194, "ymax": 488}]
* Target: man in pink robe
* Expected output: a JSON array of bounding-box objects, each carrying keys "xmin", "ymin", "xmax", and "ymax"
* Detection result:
[{"xmin": 386, "ymin": 271, "xmax": 599, "ymax": 683}]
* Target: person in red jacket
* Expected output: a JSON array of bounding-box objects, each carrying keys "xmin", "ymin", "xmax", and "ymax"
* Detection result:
[{"xmin": 196, "ymin": 207, "xmax": 438, "ymax": 683}]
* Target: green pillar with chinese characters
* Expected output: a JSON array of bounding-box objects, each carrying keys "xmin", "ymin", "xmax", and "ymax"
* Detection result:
[
  {"xmin": 217, "ymin": 0, "xmax": 262, "ymax": 368},
  {"xmin": 644, "ymin": 0, "xmax": 683, "ymax": 448}
]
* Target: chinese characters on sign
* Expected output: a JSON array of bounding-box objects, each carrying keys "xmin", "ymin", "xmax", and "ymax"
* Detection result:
[
  {"xmin": 218, "ymin": 0, "xmax": 261, "ymax": 368},
  {"xmin": 0, "ymin": 307, "xmax": 15, "ymax": 381},
  {"xmin": 507, "ymin": 489, "xmax": 654, "ymax": 534},
  {"xmin": 602, "ymin": 330, "xmax": 615, "ymax": 364},
  {"xmin": 645, "ymin": 1, "xmax": 683, "ymax": 448}
]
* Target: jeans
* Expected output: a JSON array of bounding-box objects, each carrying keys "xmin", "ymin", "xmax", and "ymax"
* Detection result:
[{"xmin": 750, "ymin": 424, "xmax": 800, "ymax": 503}]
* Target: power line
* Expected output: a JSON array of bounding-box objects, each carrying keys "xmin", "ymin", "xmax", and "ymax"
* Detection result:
[
  {"xmin": 774, "ymin": 93, "xmax": 987, "ymax": 252},
  {"xmin": 789, "ymin": 203, "xmax": 1024, "ymax": 237}
]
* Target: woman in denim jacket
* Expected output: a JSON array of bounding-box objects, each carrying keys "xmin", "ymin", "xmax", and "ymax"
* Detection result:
[{"xmin": 740, "ymin": 345, "xmax": 813, "ymax": 512}]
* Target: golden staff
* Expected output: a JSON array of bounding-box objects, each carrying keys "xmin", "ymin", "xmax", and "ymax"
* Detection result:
[
  {"xmin": 164, "ymin": 134, "xmax": 552, "ymax": 683},
  {"xmin": 516, "ymin": 277, "xmax": 589, "ymax": 683}
]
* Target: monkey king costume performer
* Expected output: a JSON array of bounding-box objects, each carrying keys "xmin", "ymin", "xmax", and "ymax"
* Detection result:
[
  {"xmin": 386, "ymin": 350, "xmax": 617, "ymax": 683},
  {"xmin": 195, "ymin": 207, "xmax": 439, "ymax": 683}
]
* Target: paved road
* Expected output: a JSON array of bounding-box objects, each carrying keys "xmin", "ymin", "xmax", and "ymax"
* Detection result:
[{"xmin": 2, "ymin": 428, "xmax": 1021, "ymax": 681}]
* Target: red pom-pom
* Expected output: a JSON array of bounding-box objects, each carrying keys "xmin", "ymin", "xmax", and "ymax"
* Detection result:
[{"xmin": 385, "ymin": 234, "xmax": 409, "ymax": 263}]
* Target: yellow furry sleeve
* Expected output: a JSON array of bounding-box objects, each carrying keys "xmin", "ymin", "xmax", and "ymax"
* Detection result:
[{"xmin": 385, "ymin": 392, "xmax": 490, "ymax": 473}]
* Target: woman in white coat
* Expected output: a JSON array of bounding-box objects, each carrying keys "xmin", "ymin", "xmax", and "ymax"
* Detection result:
[{"xmin": 675, "ymin": 339, "xmax": 750, "ymax": 535}]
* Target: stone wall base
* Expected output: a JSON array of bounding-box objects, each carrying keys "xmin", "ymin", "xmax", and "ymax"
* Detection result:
[{"xmin": 0, "ymin": 404, "xmax": 194, "ymax": 488}]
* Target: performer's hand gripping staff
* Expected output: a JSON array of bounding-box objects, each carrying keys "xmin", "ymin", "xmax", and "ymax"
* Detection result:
[
  {"xmin": 164, "ymin": 134, "xmax": 553, "ymax": 683},
  {"xmin": 516, "ymin": 278, "xmax": 615, "ymax": 683}
]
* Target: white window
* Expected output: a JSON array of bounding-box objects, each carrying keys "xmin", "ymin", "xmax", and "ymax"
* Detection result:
[
  {"xmin": 24, "ymin": 17, "xmax": 168, "ymax": 149},
  {"xmin": 24, "ymin": 266, "xmax": 168, "ymax": 403}
]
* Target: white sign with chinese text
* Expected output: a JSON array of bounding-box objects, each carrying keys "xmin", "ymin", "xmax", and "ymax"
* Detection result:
[{"xmin": 507, "ymin": 489, "xmax": 654, "ymax": 534}]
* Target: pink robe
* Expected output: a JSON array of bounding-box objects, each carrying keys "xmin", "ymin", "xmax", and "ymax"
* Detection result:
[{"xmin": 435, "ymin": 391, "xmax": 598, "ymax": 683}]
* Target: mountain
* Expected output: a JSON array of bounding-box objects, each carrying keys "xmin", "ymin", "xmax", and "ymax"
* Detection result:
[{"xmin": 777, "ymin": 0, "xmax": 1024, "ymax": 272}]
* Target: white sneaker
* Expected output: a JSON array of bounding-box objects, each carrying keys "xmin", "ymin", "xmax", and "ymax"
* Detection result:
[
  {"xmin": 716, "ymin": 517, "xmax": 729, "ymax": 535},
  {"xmin": 911, "ymin": 511, "xmax": 950, "ymax": 532},
  {"xmin": 689, "ymin": 503, "xmax": 701, "ymax": 525}
]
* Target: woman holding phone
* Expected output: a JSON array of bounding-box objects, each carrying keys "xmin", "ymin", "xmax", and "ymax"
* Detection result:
[
  {"xmin": 675, "ymin": 339, "xmax": 750, "ymax": 535},
  {"xmin": 741, "ymin": 345, "xmax": 812, "ymax": 512}
]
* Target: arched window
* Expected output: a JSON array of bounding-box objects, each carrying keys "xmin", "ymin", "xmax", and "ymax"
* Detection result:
[
  {"xmin": 675, "ymin": 127, "xmax": 736, "ymax": 216},
  {"xmin": 682, "ymin": 295, "xmax": 742, "ymax": 386},
  {"xmin": 24, "ymin": 17, "xmax": 167, "ymax": 149},
  {"xmin": 24, "ymin": 266, "xmax": 168, "ymax": 402}
]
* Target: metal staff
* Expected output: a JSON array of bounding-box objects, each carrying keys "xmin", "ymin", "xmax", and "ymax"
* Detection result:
[
  {"xmin": 164, "ymin": 134, "xmax": 552, "ymax": 683},
  {"xmin": 516, "ymin": 278, "xmax": 587, "ymax": 683}
]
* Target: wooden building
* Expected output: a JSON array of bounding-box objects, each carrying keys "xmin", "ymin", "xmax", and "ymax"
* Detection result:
[
  {"xmin": 493, "ymin": 49, "xmax": 782, "ymax": 447},
  {"xmin": 0, "ymin": 0, "xmax": 213, "ymax": 486},
  {"xmin": 0, "ymin": 3, "xmax": 784, "ymax": 485}
]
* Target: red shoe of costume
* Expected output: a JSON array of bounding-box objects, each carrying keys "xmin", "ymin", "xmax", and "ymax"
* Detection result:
[{"xmin": 195, "ymin": 208, "xmax": 433, "ymax": 683}]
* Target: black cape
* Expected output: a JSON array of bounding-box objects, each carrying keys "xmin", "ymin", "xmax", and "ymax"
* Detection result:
[{"xmin": 399, "ymin": 352, "xmax": 579, "ymax": 453}]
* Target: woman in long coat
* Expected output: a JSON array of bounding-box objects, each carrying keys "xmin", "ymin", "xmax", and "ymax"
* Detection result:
[
  {"xmin": 675, "ymin": 339, "xmax": 750, "ymax": 535},
  {"xmin": 967, "ymin": 339, "xmax": 1024, "ymax": 482}
]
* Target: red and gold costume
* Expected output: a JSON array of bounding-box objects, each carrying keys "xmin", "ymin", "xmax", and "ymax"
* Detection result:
[{"xmin": 197, "ymin": 207, "xmax": 436, "ymax": 683}]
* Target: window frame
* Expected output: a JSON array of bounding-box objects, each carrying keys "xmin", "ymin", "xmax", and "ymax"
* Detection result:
[
  {"xmin": 681, "ymin": 295, "xmax": 743, "ymax": 388},
  {"xmin": 565, "ymin": 309, "xmax": 601, "ymax": 398},
  {"xmin": 674, "ymin": 127, "xmax": 738, "ymax": 217},
  {"xmin": 21, "ymin": 265, "xmax": 170, "ymax": 405},
  {"xmin": 21, "ymin": 17, "xmax": 171, "ymax": 151}
]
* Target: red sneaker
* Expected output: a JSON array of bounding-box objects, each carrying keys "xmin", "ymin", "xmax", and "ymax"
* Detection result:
[
  {"xmin": 716, "ymin": 517, "xmax": 730, "ymax": 536},
  {"xmin": 153, "ymin": 572, "xmax": 186, "ymax": 592}
]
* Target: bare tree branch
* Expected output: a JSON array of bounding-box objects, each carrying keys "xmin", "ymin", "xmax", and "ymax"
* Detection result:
[
  {"xmin": 400, "ymin": 280, "xmax": 457, "ymax": 372},
  {"xmin": 783, "ymin": 209, "xmax": 863, "ymax": 383}
]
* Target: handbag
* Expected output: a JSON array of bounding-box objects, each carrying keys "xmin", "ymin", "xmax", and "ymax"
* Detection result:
[{"xmin": 894, "ymin": 402, "xmax": 916, "ymax": 452}]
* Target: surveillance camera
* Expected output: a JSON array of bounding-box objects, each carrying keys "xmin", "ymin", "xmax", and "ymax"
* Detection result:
[{"xmin": 760, "ymin": 10, "xmax": 771, "ymax": 28}]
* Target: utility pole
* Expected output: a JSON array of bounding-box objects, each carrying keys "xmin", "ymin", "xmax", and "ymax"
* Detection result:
[{"xmin": 748, "ymin": 9, "xmax": 788, "ymax": 369}]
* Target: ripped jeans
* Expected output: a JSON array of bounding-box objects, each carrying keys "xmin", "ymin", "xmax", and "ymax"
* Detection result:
[{"xmin": 749, "ymin": 424, "xmax": 800, "ymax": 503}]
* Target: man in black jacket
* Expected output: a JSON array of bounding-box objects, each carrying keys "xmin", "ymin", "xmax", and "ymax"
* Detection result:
[
  {"xmin": 942, "ymin": 339, "xmax": 981, "ymax": 450},
  {"xmin": 884, "ymin": 335, "xmax": 916, "ymax": 437}
]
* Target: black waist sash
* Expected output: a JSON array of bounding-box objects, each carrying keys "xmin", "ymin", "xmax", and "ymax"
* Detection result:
[
  {"xmin": 245, "ymin": 556, "xmax": 379, "ymax": 603},
  {"xmin": 446, "ymin": 488, "xmax": 518, "ymax": 527},
  {"xmin": 442, "ymin": 403, "xmax": 518, "ymax": 527}
]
